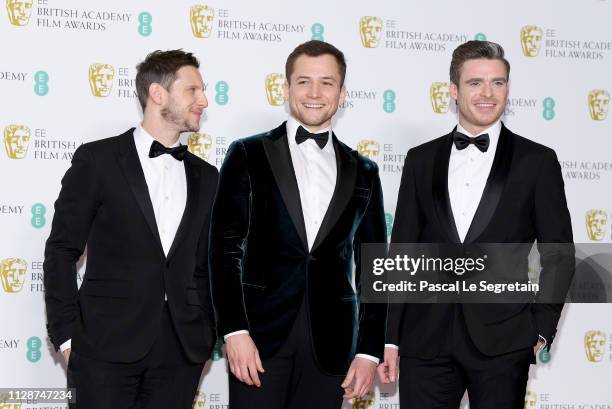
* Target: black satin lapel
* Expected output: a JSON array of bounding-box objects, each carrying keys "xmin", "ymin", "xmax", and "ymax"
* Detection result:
[
  {"xmin": 262, "ymin": 132, "xmax": 309, "ymax": 251},
  {"xmin": 463, "ymin": 125, "xmax": 514, "ymax": 244},
  {"xmin": 311, "ymin": 135, "xmax": 357, "ymax": 251},
  {"xmin": 167, "ymin": 156, "xmax": 200, "ymax": 260},
  {"xmin": 433, "ymin": 133, "xmax": 461, "ymax": 244},
  {"xmin": 117, "ymin": 133, "xmax": 164, "ymax": 254}
]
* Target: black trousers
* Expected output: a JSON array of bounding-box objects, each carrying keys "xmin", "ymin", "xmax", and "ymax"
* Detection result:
[
  {"xmin": 228, "ymin": 299, "xmax": 344, "ymax": 409},
  {"xmin": 399, "ymin": 306, "xmax": 534, "ymax": 409},
  {"xmin": 67, "ymin": 303, "xmax": 203, "ymax": 409}
]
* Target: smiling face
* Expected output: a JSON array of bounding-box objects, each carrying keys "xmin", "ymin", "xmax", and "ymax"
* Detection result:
[
  {"xmin": 159, "ymin": 65, "xmax": 208, "ymax": 133},
  {"xmin": 283, "ymin": 54, "xmax": 345, "ymax": 132},
  {"xmin": 450, "ymin": 58, "xmax": 509, "ymax": 135}
]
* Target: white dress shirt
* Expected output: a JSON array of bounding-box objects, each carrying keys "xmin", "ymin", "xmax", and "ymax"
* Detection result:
[
  {"xmin": 60, "ymin": 125, "xmax": 187, "ymax": 352},
  {"xmin": 448, "ymin": 121, "xmax": 501, "ymax": 242},
  {"xmin": 133, "ymin": 125, "xmax": 187, "ymax": 256},
  {"xmin": 225, "ymin": 117, "xmax": 380, "ymax": 364}
]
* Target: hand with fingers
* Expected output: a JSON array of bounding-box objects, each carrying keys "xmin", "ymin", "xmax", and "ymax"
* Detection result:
[
  {"xmin": 377, "ymin": 347, "xmax": 399, "ymax": 384},
  {"xmin": 341, "ymin": 356, "xmax": 377, "ymax": 400},
  {"xmin": 225, "ymin": 333, "xmax": 265, "ymax": 387}
]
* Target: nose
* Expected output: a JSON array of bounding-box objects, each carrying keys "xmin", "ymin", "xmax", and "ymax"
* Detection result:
[
  {"xmin": 481, "ymin": 82, "xmax": 493, "ymax": 98},
  {"xmin": 199, "ymin": 91, "xmax": 208, "ymax": 109},
  {"xmin": 307, "ymin": 82, "xmax": 321, "ymax": 98}
]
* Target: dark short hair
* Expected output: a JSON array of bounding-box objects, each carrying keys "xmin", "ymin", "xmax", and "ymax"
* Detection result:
[
  {"xmin": 285, "ymin": 40, "xmax": 347, "ymax": 86},
  {"xmin": 135, "ymin": 49, "xmax": 200, "ymax": 110},
  {"xmin": 449, "ymin": 40, "xmax": 510, "ymax": 86}
]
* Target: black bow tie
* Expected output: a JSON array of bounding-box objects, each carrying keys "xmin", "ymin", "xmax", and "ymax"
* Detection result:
[
  {"xmin": 148, "ymin": 140, "xmax": 188, "ymax": 161},
  {"xmin": 453, "ymin": 131, "xmax": 490, "ymax": 153},
  {"xmin": 295, "ymin": 126, "xmax": 329, "ymax": 149}
]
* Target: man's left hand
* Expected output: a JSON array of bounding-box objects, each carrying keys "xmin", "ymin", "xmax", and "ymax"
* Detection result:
[
  {"xmin": 534, "ymin": 339, "xmax": 545, "ymax": 355},
  {"xmin": 341, "ymin": 356, "xmax": 377, "ymax": 400}
]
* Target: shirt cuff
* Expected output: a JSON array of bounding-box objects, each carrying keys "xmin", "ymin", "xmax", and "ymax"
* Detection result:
[
  {"xmin": 385, "ymin": 344, "xmax": 399, "ymax": 350},
  {"xmin": 355, "ymin": 353, "xmax": 379, "ymax": 365},
  {"xmin": 224, "ymin": 330, "xmax": 249, "ymax": 340},
  {"xmin": 538, "ymin": 335, "xmax": 547, "ymax": 351},
  {"xmin": 60, "ymin": 339, "xmax": 72, "ymax": 352}
]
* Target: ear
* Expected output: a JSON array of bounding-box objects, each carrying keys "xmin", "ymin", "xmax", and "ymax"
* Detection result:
[
  {"xmin": 283, "ymin": 80, "xmax": 289, "ymax": 100},
  {"xmin": 449, "ymin": 81, "xmax": 458, "ymax": 101},
  {"xmin": 148, "ymin": 82, "xmax": 166, "ymax": 107},
  {"xmin": 339, "ymin": 84, "xmax": 347, "ymax": 106}
]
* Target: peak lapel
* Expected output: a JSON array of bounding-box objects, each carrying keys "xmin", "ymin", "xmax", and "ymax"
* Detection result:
[
  {"xmin": 311, "ymin": 135, "xmax": 357, "ymax": 252},
  {"xmin": 167, "ymin": 155, "xmax": 201, "ymax": 260},
  {"xmin": 117, "ymin": 130, "xmax": 165, "ymax": 256},
  {"xmin": 433, "ymin": 132, "xmax": 461, "ymax": 244},
  {"xmin": 261, "ymin": 123, "xmax": 309, "ymax": 252},
  {"xmin": 463, "ymin": 124, "xmax": 514, "ymax": 244}
]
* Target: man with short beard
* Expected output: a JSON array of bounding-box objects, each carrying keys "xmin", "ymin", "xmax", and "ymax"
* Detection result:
[
  {"xmin": 44, "ymin": 50, "xmax": 218, "ymax": 409},
  {"xmin": 210, "ymin": 40, "xmax": 387, "ymax": 409}
]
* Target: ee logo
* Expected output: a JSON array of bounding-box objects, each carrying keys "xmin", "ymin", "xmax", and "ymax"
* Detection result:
[
  {"xmin": 543, "ymin": 97, "xmax": 555, "ymax": 120},
  {"xmin": 215, "ymin": 81, "xmax": 229, "ymax": 105},
  {"xmin": 27, "ymin": 336, "xmax": 42, "ymax": 363},
  {"xmin": 383, "ymin": 89, "xmax": 396, "ymax": 113},
  {"xmin": 34, "ymin": 71, "xmax": 49, "ymax": 96},
  {"xmin": 31, "ymin": 203, "xmax": 46, "ymax": 228},
  {"xmin": 138, "ymin": 12, "xmax": 152, "ymax": 37}
]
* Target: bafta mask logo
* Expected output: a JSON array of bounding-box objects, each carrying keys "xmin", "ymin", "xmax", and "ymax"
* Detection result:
[
  {"xmin": 6, "ymin": 0, "xmax": 33, "ymax": 26},
  {"xmin": 585, "ymin": 209, "xmax": 608, "ymax": 241},
  {"xmin": 524, "ymin": 391, "xmax": 537, "ymax": 409},
  {"xmin": 89, "ymin": 63, "xmax": 115, "ymax": 97},
  {"xmin": 520, "ymin": 26, "xmax": 543, "ymax": 57},
  {"xmin": 0, "ymin": 258, "xmax": 27, "ymax": 293},
  {"xmin": 356, "ymin": 140, "xmax": 380, "ymax": 160},
  {"xmin": 265, "ymin": 73, "xmax": 285, "ymax": 106},
  {"xmin": 359, "ymin": 16, "xmax": 383, "ymax": 48},
  {"xmin": 187, "ymin": 132, "xmax": 212, "ymax": 161},
  {"xmin": 584, "ymin": 330, "xmax": 606, "ymax": 362},
  {"xmin": 352, "ymin": 391, "xmax": 375, "ymax": 409},
  {"xmin": 191, "ymin": 390, "xmax": 206, "ymax": 408},
  {"xmin": 4, "ymin": 124, "xmax": 30, "ymax": 159},
  {"xmin": 430, "ymin": 82, "xmax": 451, "ymax": 114},
  {"xmin": 588, "ymin": 89, "xmax": 610, "ymax": 121},
  {"xmin": 190, "ymin": 5, "xmax": 215, "ymax": 38}
]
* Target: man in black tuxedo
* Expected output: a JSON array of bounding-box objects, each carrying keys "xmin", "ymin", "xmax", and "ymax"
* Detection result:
[
  {"xmin": 210, "ymin": 40, "xmax": 387, "ymax": 409},
  {"xmin": 378, "ymin": 41, "xmax": 574, "ymax": 408},
  {"xmin": 44, "ymin": 50, "xmax": 218, "ymax": 409}
]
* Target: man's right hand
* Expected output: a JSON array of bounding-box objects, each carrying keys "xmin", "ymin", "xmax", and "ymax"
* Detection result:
[
  {"xmin": 62, "ymin": 348, "xmax": 71, "ymax": 366},
  {"xmin": 377, "ymin": 347, "xmax": 399, "ymax": 384},
  {"xmin": 225, "ymin": 333, "xmax": 265, "ymax": 387}
]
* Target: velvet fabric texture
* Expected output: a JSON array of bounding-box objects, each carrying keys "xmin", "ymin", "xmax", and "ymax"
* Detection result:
[{"xmin": 210, "ymin": 122, "xmax": 387, "ymax": 375}]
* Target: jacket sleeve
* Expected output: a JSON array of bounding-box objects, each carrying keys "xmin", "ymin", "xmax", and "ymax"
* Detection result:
[
  {"xmin": 533, "ymin": 149, "xmax": 575, "ymax": 349},
  {"xmin": 44, "ymin": 144, "xmax": 100, "ymax": 350},
  {"xmin": 387, "ymin": 149, "xmax": 422, "ymax": 346},
  {"xmin": 195, "ymin": 165, "xmax": 219, "ymax": 322},
  {"xmin": 354, "ymin": 162, "xmax": 388, "ymax": 361},
  {"xmin": 209, "ymin": 141, "xmax": 252, "ymax": 337}
]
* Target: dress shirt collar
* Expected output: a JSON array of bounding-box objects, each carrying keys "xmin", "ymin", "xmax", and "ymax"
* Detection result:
[
  {"xmin": 133, "ymin": 124, "xmax": 181, "ymax": 159},
  {"xmin": 286, "ymin": 116, "xmax": 334, "ymax": 154},
  {"xmin": 455, "ymin": 120, "xmax": 502, "ymax": 154}
]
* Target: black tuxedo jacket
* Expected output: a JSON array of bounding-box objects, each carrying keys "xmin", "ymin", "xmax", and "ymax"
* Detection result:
[
  {"xmin": 44, "ymin": 128, "xmax": 218, "ymax": 363},
  {"xmin": 388, "ymin": 124, "xmax": 574, "ymax": 358},
  {"xmin": 209, "ymin": 122, "xmax": 387, "ymax": 375}
]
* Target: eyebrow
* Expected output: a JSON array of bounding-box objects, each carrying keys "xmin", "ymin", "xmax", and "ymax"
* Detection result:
[
  {"xmin": 464, "ymin": 77, "xmax": 507, "ymax": 83},
  {"xmin": 295, "ymin": 75, "xmax": 338, "ymax": 82}
]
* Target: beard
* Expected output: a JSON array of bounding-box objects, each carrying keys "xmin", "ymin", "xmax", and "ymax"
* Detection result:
[{"xmin": 161, "ymin": 104, "xmax": 200, "ymax": 133}]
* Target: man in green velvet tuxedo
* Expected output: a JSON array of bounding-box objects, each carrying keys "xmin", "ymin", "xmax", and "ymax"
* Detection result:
[{"xmin": 210, "ymin": 40, "xmax": 387, "ymax": 409}]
